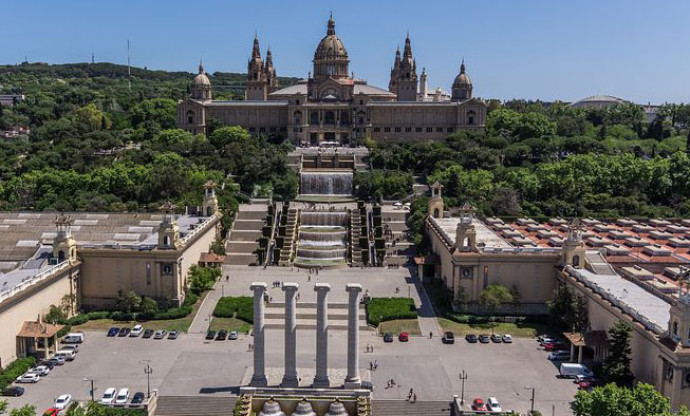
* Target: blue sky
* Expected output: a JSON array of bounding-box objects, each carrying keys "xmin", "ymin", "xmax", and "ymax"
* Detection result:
[{"xmin": 2, "ymin": 0, "xmax": 689, "ymax": 103}]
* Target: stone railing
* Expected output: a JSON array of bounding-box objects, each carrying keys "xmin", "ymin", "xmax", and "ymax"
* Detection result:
[
  {"xmin": 0, "ymin": 260, "xmax": 70, "ymax": 304},
  {"xmin": 180, "ymin": 212, "xmax": 220, "ymax": 246}
]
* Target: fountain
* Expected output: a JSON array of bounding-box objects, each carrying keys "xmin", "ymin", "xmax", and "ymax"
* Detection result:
[
  {"xmin": 300, "ymin": 171, "xmax": 353, "ymax": 195},
  {"xmin": 295, "ymin": 210, "xmax": 350, "ymax": 267}
]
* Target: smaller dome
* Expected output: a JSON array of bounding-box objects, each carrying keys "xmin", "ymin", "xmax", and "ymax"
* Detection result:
[
  {"xmin": 259, "ymin": 398, "xmax": 286, "ymax": 416},
  {"xmin": 326, "ymin": 399, "xmax": 348, "ymax": 416},
  {"xmin": 193, "ymin": 62, "xmax": 211, "ymax": 86},
  {"xmin": 453, "ymin": 62, "xmax": 472, "ymax": 88},
  {"xmin": 292, "ymin": 399, "xmax": 316, "ymax": 416}
]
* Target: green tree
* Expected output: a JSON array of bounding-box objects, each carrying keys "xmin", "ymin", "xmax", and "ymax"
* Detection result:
[
  {"xmin": 139, "ymin": 297, "xmax": 159, "ymax": 319},
  {"xmin": 9, "ymin": 404, "xmax": 36, "ymax": 416},
  {"xmin": 574, "ymin": 295, "xmax": 590, "ymax": 334},
  {"xmin": 550, "ymin": 286, "xmax": 576, "ymax": 329},
  {"xmin": 602, "ymin": 320, "xmax": 634, "ymax": 386},
  {"xmin": 209, "ymin": 126, "xmax": 251, "ymax": 149},
  {"xmin": 44, "ymin": 304, "xmax": 67, "ymax": 324},
  {"xmin": 572, "ymin": 382, "xmax": 690, "ymax": 416},
  {"xmin": 0, "ymin": 399, "xmax": 8, "ymax": 414},
  {"xmin": 116, "ymin": 290, "xmax": 142, "ymax": 314},
  {"xmin": 479, "ymin": 283, "xmax": 513, "ymax": 332}
]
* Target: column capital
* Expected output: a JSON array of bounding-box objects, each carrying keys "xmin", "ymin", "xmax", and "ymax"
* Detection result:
[
  {"xmin": 314, "ymin": 283, "xmax": 331, "ymax": 292},
  {"xmin": 282, "ymin": 282, "xmax": 299, "ymax": 292},
  {"xmin": 250, "ymin": 282, "xmax": 268, "ymax": 291},
  {"xmin": 346, "ymin": 283, "xmax": 363, "ymax": 293}
]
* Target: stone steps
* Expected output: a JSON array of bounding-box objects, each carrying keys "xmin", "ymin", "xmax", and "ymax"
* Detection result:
[
  {"xmin": 225, "ymin": 253, "xmax": 258, "ymax": 266},
  {"xmin": 228, "ymin": 229, "xmax": 262, "ymax": 241},
  {"xmin": 233, "ymin": 219, "xmax": 265, "ymax": 230},
  {"xmin": 155, "ymin": 396, "xmax": 238, "ymax": 416},
  {"xmin": 371, "ymin": 400, "xmax": 452, "ymax": 416}
]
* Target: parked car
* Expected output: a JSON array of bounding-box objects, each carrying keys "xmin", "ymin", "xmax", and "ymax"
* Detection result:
[
  {"xmin": 2, "ymin": 386, "xmax": 25, "ymax": 396},
  {"xmin": 117, "ymin": 327, "xmax": 131, "ymax": 337},
  {"xmin": 63, "ymin": 333, "xmax": 84, "ymax": 343},
  {"xmin": 47, "ymin": 356, "xmax": 65, "ymax": 366},
  {"xmin": 441, "ymin": 331, "xmax": 455, "ymax": 344},
  {"xmin": 398, "ymin": 332, "xmax": 409, "ymax": 342},
  {"xmin": 100, "ymin": 387, "xmax": 117, "ymax": 404},
  {"xmin": 115, "ymin": 388, "xmax": 130, "ymax": 404},
  {"xmin": 131, "ymin": 392, "xmax": 145, "ymax": 404},
  {"xmin": 478, "ymin": 334, "xmax": 491, "ymax": 344},
  {"xmin": 61, "ymin": 335, "xmax": 81, "ymax": 344},
  {"xmin": 486, "ymin": 397, "xmax": 502, "ymax": 413},
  {"xmin": 37, "ymin": 360, "xmax": 56, "ymax": 370},
  {"xmin": 205, "ymin": 330, "xmax": 216, "ymax": 340},
  {"xmin": 130, "ymin": 325, "xmax": 144, "ymax": 337},
  {"xmin": 55, "ymin": 350, "xmax": 76, "ymax": 361},
  {"xmin": 502, "ymin": 334, "xmax": 513, "ymax": 343},
  {"xmin": 544, "ymin": 341, "xmax": 567, "ymax": 351},
  {"xmin": 471, "ymin": 397, "xmax": 487, "ymax": 412},
  {"xmin": 465, "ymin": 334, "xmax": 478, "ymax": 343},
  {"xmin": 107, "ymin": 327, "xmax": 119, "ymax": 337},
  {"xmin": 537, "ymin": 334, "xmax": 553, "ymax": 343},
  {"xmin": 539, "ymin": 337, "xmax": 558, "ymax": 346},
  {"xmin": 216, "ymin": 329, "xmax": 228, "ymax": 341},
  {"xmin": 29, "ymin": 365, "xmax": 51, "ymax": 376},
  {"xmin": 142, "ymin": 329, "xmax": 154, "ymax": 339},
  {"xmin": 228, "ymin": 331, "xmax": 239, "ymax": 340},
  {"xmin": 42, "ymin": 408, "xmax": 59, "ymax": 416},
  {"xmin": 16, "ymin": 373, "xmax": 40, "ymax": 383},
  {"xmin": 153, "ymin": 330, "xmax": 167, "ymax": 339},
  {"xmin": 490, "ymin": 334, "xmax": 502, "ymax": 343},
  {"xmin": 383, "ymin": 333, "xmax": 394, "ymax": 343},
  {"xmin": 55, "ymin": 394, "xmax": 72, "ymax": 410},
  {"xmin": 548, "ymin": 350, "xmax": 571, "ymax": 361},
  {"xmin": 60, "ymin": 344, "xmax": 79, "ymax": 354},
  {"xmin": 168, "ymin": 330, "xmax": 180, "ymax": 339}
]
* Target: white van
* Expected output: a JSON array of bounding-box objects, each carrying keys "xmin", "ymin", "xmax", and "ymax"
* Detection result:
[
  {"xmin": 115, "ymin": 388, "xmax": 130, "ymax": 404},
  {"xmin": 559, "ymin": 363, "xmax": 594, "ymax": 378},
  {"xmin": 62, "ymin": 333, "xmax": 85, "ymax": 343},
  {"xmin": 55, "ymin": 350, "xmax": 76, "ymax": 361},
  {"xmin": 101, "ymin": 387, "xmax": 117, "ymax": 404}
]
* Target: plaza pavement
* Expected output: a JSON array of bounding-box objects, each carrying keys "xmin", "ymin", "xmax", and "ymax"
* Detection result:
[{"xmin": 4, "ymin": 264, "xmax": 578, "ymax": 415}]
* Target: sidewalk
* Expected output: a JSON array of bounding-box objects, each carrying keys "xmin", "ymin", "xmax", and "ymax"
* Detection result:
[{"xmin": 187, "ymin": 279, "xmax": 228, "ymax": 334}]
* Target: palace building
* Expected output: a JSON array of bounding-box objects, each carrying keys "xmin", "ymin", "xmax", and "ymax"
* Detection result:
[{"xmin": 177, "ymin": 14, "xmax": 486, "ymax": 145}]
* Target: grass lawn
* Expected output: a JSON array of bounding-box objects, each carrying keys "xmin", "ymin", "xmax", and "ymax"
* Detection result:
[
  {"xmin": 209, "ymin": 317, "xmax": 252, "ymax": 333},
  {"xmin": 437, "ymin": 318, "xmax": 549, "ymax": 338},
  {"xmin": 378, "ymin": 319, "xmax": 421, "ymax": 336},
  {"xmin": 74, "ymin": 291, "xmax": 209, "ymax": 333}
]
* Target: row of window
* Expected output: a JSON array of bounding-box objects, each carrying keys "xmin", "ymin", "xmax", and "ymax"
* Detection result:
[
  {"xmin": 374, "ymin": 127, "xmax": 456, "ymax": 134},
  {"xmin": 247, "ymin": 127, "xmax": 288, "ymax": 134}
]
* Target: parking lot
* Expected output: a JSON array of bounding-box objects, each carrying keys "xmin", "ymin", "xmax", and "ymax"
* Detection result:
[{"xmin": 4, "ymin": 322, "xmax": 577, "ymax": 415}]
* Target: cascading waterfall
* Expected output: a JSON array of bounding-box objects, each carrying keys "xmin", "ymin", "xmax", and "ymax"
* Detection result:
[
  {"xmin": 295, "ymin": 210, "xmax": 350, "ymax": 266},
  {"xmin": 300, "ymin": 171, "xmax": 353, "ymax": 195}
]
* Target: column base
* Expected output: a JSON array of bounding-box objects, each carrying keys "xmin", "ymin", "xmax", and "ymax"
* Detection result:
[
  {"xmin": 312, "ymin": 376, "xmax": 330, "ymax": 389},
  {"xmin": 281, "ymin": 375, "xmax": 300, "ymax": 388},
  {"xmin": 250, "ymin": 375, "xmax": 268, "ymax": 387},
  {"xmin": 344, "ymin": 378, "xmax": 361, "ymax": 389}
]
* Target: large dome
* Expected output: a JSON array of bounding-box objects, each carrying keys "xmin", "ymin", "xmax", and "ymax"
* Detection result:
[
  {"xmin": 314, "ymin": 15, "xmax": 348, "ymax": 60},
  {"xmin": 452, "ymin": 62, "xmax": 472, "ymax": 88},
  {"xmin": 193, "ymin": 62, "xmax": 211, "ymax": 86}
]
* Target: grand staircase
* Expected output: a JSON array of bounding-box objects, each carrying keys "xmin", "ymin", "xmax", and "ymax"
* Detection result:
[
  {"xmin": 225, "ymin": 203, "xmax": 268, "ymax": 266},
  {"xmin": 382, "ymin": 208, "xmax": 415, "ymax": 266},
  {"xmin": 155, "ymin": 396, "xmax": 238, "ymax": 416},
  {"xmin": 371, "ymin": 400, "xmax": 452, "ymax": 416},
  {"xmin": 263, "ymin": 302, "xmax": 369, "ymax": 331}
]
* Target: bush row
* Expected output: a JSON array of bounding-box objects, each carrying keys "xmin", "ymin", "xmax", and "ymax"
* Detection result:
[
  {"xmin": 0, "ymin": 356, "xmax": 36, "ymax": 391},
  {"xmin": 213, "ymin": 296, "xmax": 253, "ymax": 323},
  {"xmin": 366, "ymin": 298, "xmax": 417, "ymax": 327}
]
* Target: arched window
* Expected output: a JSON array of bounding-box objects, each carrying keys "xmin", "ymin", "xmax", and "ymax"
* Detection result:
[
  {"xmin": 467, "ymin": 110, "xmax": 476, "ymax": 126},
  {"xmin": 310, "ymin": 112, "xmax": 319, "ymax": 125},
  {"xmin": 186, "ymin": 110, "xmax": 195, "ymax": 124},
  {"xmin": 673, "ymin": 321, "xmax": 678, "ymax": 336},
  {"xmin": 58, "ymin": 250, "xmax": 65, "ymax": 262},
  {"xmin": 163, "ymin": 236, "xmax": 171, "ymax": 248},
  {"xmin": 293, "ymin": 111, "xmax": 302, "ymax": 125},
  {"xmin": 433, "ymin": 208, "xmax": 440, "ymax": 218},
  {"xmin": 572, "ymin": 255, "xmax": 580, "ymax": 267}
]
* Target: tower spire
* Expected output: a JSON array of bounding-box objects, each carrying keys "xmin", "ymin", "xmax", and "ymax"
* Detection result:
[
  {"xmin": 404, "ymin": 32, "xmax": 412, "ymax": 58},
  {"xmin": 327, "ymin": 12, "xmax": 336, "ymax": 36},
  {"xmin": 252, "ymin": 33, "xmax": 261, "ymax": 59},
  {"xmin": 461, "ymin": 58, "xmax": 466, "ymax": 74},
  {"xmin": 198, "ymin": 59, "xmax": 204, "ymax": 74}
]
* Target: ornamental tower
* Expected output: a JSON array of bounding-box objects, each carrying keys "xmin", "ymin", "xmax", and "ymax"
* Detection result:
[
  {"xmin": 388, "ymin": 46, "xmax": 401, "ymax": 93},
  {"xmin": 264, "ymin": 47, "xmax": 278, "ymax": 94},
  {"xmin": 191, "ymin": 61, "xmax": 212, "ymax": 101},
  {"xmin": 246, "ymin": 35, "xmax": 268, "ymax": 101},
  {"xmin": 394, "ymin": 33, "xmax": 418, "ymax": 101},
  {"xmin": 312, "ymin": 13, "xmax": 350, "ymax": 80},
  {"xmin": 451, "ymin": 60, "xmax": 473, "ymax": 101}
]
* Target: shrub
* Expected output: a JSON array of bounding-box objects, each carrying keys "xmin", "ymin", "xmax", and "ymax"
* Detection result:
[
  {"xmin": 0, "ymin": 356, "xmax": 36, "ymax": 390},
  {"xmin": 366, "ymin": 298, "xmax": 417, "ymax": 327},
  {"xmin": 110, "ymin": 311, "xmax": 135, "ymax": 322},
  {"xmin": 57, "ymin": 324, "xmax": 72, "ymax": 338},
  {"xmin": 213, "ymin": 296, "xmax": 253, "ymax": 323}
]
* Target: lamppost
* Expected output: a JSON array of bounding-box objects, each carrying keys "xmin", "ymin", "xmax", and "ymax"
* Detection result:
[
  {"xmin": 524, "ymin": 386, "xmax": 536, "ymax": 414},
  {"xmin": 459, "ymin": 370, "xmax": 468, "ymax": 405},
  {"xmin": 145, "ymin": 364, "xmax": 153, "ymax": 398},
  {"xmin": 83, "ymin": 378, "xmax": 95, "ymax": 402}
]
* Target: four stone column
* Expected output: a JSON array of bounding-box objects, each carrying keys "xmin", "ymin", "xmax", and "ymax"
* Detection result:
[
  {"xmin": 313, "ymin": 283, "xmax": 331, "ymax": 388},
  {"xmin": 281, "ymin": 282, "xmax": 300, "ymax": 387},
  {"xmin": 249, "ymin": 282, "xmax": 268, "ymax": 387},
  {"xmin": 344, "ymin": 283, "xmax": 363, "ymax": 388}
]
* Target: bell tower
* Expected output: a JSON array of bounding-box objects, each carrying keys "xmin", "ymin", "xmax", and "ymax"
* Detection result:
[
  {"xmin": 395, "ymin": 33, "xmax": 418, "ymax": 101},
  {"xmin": 428, "ymin": 181, "xmax": 444, "ymax": 219},
  {"xmin": 53, "ymin": 214, "xmax": 77, "ymax": 264},
  {"xmin": 455, "ymin": 203, "xmax": 477, "ymax": 252},
  {"xmin": 246, "ymin": 34, "xmax": 268, "ymax": 101},
  {"xmin": 158, "ymin": 202, "xmax": 181, "ymax": 250},
  {"xmin": 669, "ymin": 270, "xmax": 690, "ymax": 346},
  {"xmin": 562, "ymin": 219, "xmax": 586, "ymax": 268},
  {"xmin": 203, "ymin": 180, "xmax": 219, "ymax": 217}
]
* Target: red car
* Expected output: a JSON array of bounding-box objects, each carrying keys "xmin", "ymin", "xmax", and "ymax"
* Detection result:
[
  {"xmin": 472, "ymin": 398, "xmax": 487, "ymax": 412},
  {"xmin": 398, "ymin": 332, "xmax": 409, "ymax": 342},
  {"xmin": 43, "ymin": 408, "xmax": 59, "ymax": 416},
  {"xmin": 543, "ymin": 342, "xmax": 567, "ymax": 351}
]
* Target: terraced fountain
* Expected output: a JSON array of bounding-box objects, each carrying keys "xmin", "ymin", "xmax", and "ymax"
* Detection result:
[{"xmin": 294, "ymin": 210, "xmax": 350, "ymax": 267}]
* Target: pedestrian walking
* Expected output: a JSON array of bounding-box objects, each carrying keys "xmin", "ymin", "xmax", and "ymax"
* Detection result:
[
  {"xmin": 429, "ymin": 331, "xmax": 433, "ymax": 339},
  {"xmin": 412, "ymin": 394, "xmax": 417, "ymax": 403}
]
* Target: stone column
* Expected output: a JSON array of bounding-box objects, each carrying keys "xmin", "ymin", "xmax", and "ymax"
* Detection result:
[
  {"xmin": 344, "ymin": 283, "xmax": 363, "ymax": 388},
  {"xmin": 281, "ymin": 282, "xmax": 299, "ymax": 387},
  {"xmin": 250, "ymin": 282, "xmax": 268, "ymax": 387},
  {"xmin": 313, "ymin": 283, "xmax": 331, "ymax": 388}
]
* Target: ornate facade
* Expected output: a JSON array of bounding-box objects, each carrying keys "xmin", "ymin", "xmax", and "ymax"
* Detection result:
[{"xmin": 178, "ymin": 15, "xmax": 486, "ymax": 144}]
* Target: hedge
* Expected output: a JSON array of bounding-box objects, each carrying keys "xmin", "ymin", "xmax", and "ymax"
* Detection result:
[
  {"xmin": 0, "ymin": 356, "xmax": 36, "ymax": 390},
  {"xmin": 213, "ymin": 296, "xmax": 253, "ymax": 323},
  {"xmin": 366, "ymin": 298, "xmax": 417, "ymax": 327}
]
